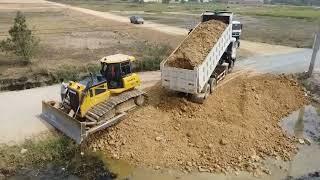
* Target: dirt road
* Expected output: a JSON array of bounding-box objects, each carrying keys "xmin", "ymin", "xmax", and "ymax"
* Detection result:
[{"xmin": 0, "ymin": 71, "xmax": 160, "ymax": 145}]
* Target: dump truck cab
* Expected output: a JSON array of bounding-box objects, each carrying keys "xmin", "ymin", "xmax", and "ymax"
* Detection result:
[{"xmin": 201, "ymin": 11, "xmax": 233, "ymax": 24}]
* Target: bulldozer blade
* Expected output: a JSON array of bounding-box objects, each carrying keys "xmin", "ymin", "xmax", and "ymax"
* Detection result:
[
  {"xmin": 41, "ymin": 101, "xmax": 86, "ymax": 144},
  {"xmin": 41, "ymin": 101, "xmax": 128, "ymax": 144}
]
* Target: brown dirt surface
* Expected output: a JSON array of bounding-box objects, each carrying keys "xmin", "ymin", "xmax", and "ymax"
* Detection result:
[
  {"xmin": 166, "ymin": 20, "xmax": 227, "ymax": 70},
  {"xmin": 87, "ymin": 74, "xmax": 308, "ymax": 174}
]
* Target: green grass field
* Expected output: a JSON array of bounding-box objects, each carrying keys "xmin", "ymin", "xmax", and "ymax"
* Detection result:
[{"xmin": 52, "ymin": 0, "xmax": 320, "ymax": 20}]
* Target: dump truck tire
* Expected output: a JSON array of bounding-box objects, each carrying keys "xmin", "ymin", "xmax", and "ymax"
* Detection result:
[{"xmin": 209, "ymin": 78, "xmax": 217, "ymax": 94}]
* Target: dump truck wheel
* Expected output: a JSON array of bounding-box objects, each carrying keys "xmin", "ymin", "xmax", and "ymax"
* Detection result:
[
  {"xmin": 203, "ymin": 84, "xmax": 210, "ymax": 99},
  {"xmin": 134, "ymin": 95, "xmax": 145, "ymax": 106},
  {"xmin": 209, "ymin": 78, "xmax": 217, "ymax": 94},
  {"xmin": 228, "ymin": 60, "xmax": 234, "ymax": 73}
]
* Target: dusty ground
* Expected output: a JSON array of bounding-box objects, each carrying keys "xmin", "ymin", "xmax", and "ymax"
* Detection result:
[
  {"xmin": 167, "ymin": 20, "xmax": 226, "ymax": 69},
  {"xmin": 114, "ymin": 10, "xmax": 317, "ymax": 49},
  {"xmin": 0, "ymin": 1, "xmax": 180, "ymax": 90},
  {"xmin": 88, "ymin": 73, "xmax": 308, "ymax": 174}
]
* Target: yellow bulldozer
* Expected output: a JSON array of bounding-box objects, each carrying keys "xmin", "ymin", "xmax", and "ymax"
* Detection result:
[{"xmin": 42, "ymin": 54, "xmax": 147, "ymax": 143}]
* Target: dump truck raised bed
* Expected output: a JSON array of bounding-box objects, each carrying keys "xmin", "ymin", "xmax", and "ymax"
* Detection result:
[{"xmin": 161, "ymin": 11, "xmax": 237, "ymax": 103}]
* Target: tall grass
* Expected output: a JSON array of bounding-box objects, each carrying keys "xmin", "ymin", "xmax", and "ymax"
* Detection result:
[
  {"xmin": 0, "ymin": 136, "xmax": 77, "ymax": 170},
  {"xmin": 133, "ymin": 41, "xmax": 172, "ymax": 71}
]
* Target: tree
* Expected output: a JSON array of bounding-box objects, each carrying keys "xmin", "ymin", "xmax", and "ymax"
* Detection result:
[{"xmin": 0, "ymin": 11, "xmax": 39, "ymax": 64}]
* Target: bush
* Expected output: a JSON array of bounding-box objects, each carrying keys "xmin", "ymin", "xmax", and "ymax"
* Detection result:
[
  {"xmin": 52, "ymin": 63, "xmax": 100, "ymax": 82},
  {"xmin": 133, "ymin": 41, "xmax": 171, "ymax": 71},
  {"xmin": 0, "ymin": 11, "xmax": 39, "ymax": 64}
]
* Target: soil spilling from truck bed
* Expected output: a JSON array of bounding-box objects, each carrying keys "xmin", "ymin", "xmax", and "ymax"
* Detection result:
[
  {"xmin": 87, "ymin": 74, "xmax": 308, "ymax": 174},
  {"xmin": 166, "ymin": 20, "xmax": 227, "ymax": 70}
]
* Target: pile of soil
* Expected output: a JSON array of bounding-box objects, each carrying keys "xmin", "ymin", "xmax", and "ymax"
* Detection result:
[
  {"xmin": 166, "ymin": 20, "xmax": 227, "ymax": 70},
  {"xmin": 87, "ymin": 74, "xmax": 308, "ymax": 175}
]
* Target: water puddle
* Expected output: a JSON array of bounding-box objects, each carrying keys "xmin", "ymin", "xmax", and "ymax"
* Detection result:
[
  {"xmin": 281, "ymin": 104, "xmax": 320, "ymax": 142},
  {"xmin": 279, "ymin": 104, "xmax": 320, "ymax": 179}
]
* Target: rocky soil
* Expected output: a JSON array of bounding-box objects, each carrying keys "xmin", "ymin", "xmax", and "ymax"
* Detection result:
[
  {"xmin": 166, "ymin": 20, "xmax": 227, "ymax": 70},
  {"xmin": 87, "ymin": 74, "xmax": 308, "ymax": 175}
]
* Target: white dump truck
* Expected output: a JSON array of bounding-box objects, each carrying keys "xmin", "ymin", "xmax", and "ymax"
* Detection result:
[{"xmin": 161, "ymin": 11, "xmax": 237, "ymax": 103}]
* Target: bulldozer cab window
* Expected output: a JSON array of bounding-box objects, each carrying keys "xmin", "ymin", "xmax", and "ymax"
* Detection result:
[
  {"xmin": 106, "ymin": 63, "xmax": 123, "ymax": 89},
  {"xmin": 120, "ymin": 61, "xmax": 132, "ymax": 77}
]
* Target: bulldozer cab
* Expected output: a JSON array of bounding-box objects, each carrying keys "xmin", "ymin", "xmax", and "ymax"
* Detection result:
[{"xmin": 100, "ymin": 54, "xmax": 136, "ymax": 89}]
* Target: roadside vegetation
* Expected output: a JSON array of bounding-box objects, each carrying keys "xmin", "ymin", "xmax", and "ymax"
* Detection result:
[
  {"xmin": 0, "ymin": 11, "xmax": 39, "ymax": 64},
  {"xmin": 0, "ymin": 41, "xmax": 171, "ymax": 91},
  {"xmin": 0, "ymin": 136, "xmax": 76, "ymax": 176},
  {"xmin": 0, "ymin": 135, "xmax": 115, "ymax": 179},
  {"xmin": 133, "ymin": 42, "xmax": 172, "ymax": 71}
]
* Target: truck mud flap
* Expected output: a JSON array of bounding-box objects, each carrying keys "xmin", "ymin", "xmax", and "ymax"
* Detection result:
[{"xmin": 41, "ymin": 101, "xmax": 86, "ymax": 144}]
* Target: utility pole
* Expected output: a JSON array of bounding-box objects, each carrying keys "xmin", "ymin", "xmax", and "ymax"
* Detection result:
[{"xmin": 308, "ymin": 32, "xmax": 320, "ymax": 77}]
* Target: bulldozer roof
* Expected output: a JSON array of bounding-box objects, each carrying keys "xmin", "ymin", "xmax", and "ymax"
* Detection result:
[{"xmin": 100, "ymin": 54, "xmax": 135, "ymax": 64}]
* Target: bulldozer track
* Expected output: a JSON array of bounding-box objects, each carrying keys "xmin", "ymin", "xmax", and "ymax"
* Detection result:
[{"xmin": 85, "ymin": 89, "xmax": 145, "ymax": 123}]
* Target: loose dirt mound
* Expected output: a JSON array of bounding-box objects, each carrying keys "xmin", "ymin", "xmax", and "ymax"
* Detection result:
[
  {"xmin": 166, "ymin": 20, "xmax": 227, "ymax": 70},
  {"xmin": 87, "ymin": 74, "xmax": 308, "ymax": 174}
]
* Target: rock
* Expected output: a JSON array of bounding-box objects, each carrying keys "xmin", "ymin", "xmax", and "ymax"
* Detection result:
[
  {"xmin": 298, "ymin": 138, "xmax": 305, "ymax": 144},
  {"xmin": 185, "ymin": 166, "xmax": 192, "ymax": 172},
  {"xmin": 155, "ymin": 136, "xmax": 162, "ymax": 141},
  {"xmin": 20, "ymin": 148, "xmax": 28, "ymax": 154},
  {"xmin": 112, "ymin": 153, "xmax": 119, "ymax": 160},
  {"xmin": 155, "ymin": 166, "xmax": 160, "ymax": 170},
  {"xmin": 181, "ymin": 106, "xmax": 187, "ymax": 112},
  {"xmin": 80, "ymin": 152, "xmax": 84, "ymax": 156},
  {"xmin": 304, "ymin": 138, "xmax": 311, "ymax": 145},
  {"xmin": 198, "ymin": 166, "xmax": 208, "ymax": 172},
  {"xmin": 186, "ymin": 132, "xmax": 192, "ymax": 137},
  {"xmin": 262, "ymin": 168, "xmax": 271, "ymax": 175},
  {"xmin": 208, "ymin": 143, "xmax": 214, "ymax": 149},
  {"xmin": 186, "ymin": 161, "xmax": 193, "ymax": 167},
  {"xmin": 251, "ymin": 155, "xmax": 261, "ymax": 162},
  {"xmin": 109, "ymin": 140, "xmax": 116, "ymax": 145},
  {"xmin": 219, "ymin": 139, "xmax": 228, "ymax": 145}
]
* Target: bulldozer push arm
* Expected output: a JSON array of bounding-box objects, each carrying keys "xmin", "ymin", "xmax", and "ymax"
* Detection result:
[
  {"xmin": 42, "ymin": 101, "xmax": 126, "ymax": 143},
  {"xmin": 42, "ymin": 89, "xmax": 146, "ymax": 144}
]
